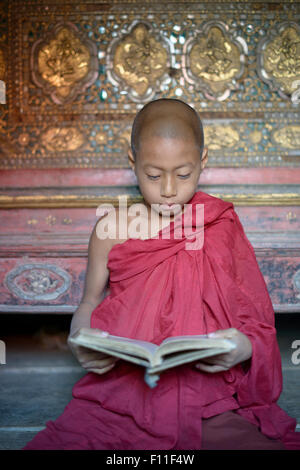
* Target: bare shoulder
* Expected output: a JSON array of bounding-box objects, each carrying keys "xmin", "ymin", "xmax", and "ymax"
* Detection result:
[
  {"xmin": 80, "ymin": 213, "xmax": 118, "ymax": 305},
  {"xmin": 93, "ymin": 206, "xmax": 131, "ymax": 254},
  {"xmin": 93, "ymin": 203, "xmax": 154, "ymax": 254}
]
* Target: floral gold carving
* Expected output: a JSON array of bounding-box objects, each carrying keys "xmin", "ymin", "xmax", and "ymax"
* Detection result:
[
  {"xmin": 31, "ymin": 22, "xmax": 98, "ymax": 104},
  {"xmin": 204, "ymin": 125, "xmax": 240, "ymax": 150},
  {"xmin": 249, "ymin": 130, "xmax": 262, "ymax": 144},
  {"xmin": 45, "ymin": 215, "xmax": 57, "ymax": 225},
  {"xmin": 183, "ymin": 21, "xmax": 247, "ymax": 100},
  {"xmin": 286, "ymin": 211, "xmax": 297, "ymax": 222},
  {"xmin": 118, "ymin": 127, "xmax": 131, "ymax": 151},
  {"xmin": 95, "ymin": 132, "xmax": 108, "ymax": 146},
  {"xmin": 257, "ymin": 22, "xmax": 300, "ymax": 98},
  {"xmin": 41, "ymin": 127, "xmax": 85, "ymax": 152},
  {"xmin": 107, "ymin": 21, "xmax": 173, "ymax": 102},
  {"xmin": 27, "ymin": 219, "xmax": 38, "ymax": 225},
  {"xmin": 272, "ymin": 125, "xmax": 300, "ymax": 149},
  {"xmin": 18, "ymin": 133, "xmax": 30, "ymax": 147}
]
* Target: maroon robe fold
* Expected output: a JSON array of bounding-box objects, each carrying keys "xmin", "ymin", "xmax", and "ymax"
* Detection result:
[{"xmin": 24, "ymin": 190, "xmax": 300, "ymax": 450}]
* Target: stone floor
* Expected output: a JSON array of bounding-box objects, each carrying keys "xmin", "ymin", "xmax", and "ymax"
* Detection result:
[{"xmin": 0, "ymin": 313, "xmax": 299, "ymax": 450}]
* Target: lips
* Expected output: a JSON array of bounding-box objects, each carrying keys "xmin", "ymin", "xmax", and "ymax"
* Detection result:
[{"xmin": 159, "ymin": 203, "xmax": 180, "ymax": 210}]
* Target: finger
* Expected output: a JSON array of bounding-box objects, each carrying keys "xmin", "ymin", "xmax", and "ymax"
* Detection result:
[
  {"xmin": 197, "ymin": 353, "xmax": 228, "ymax": 363},
  {"xmin": 207, "ymin": 329, "xmax": 223, "ymax": 336},
  {"xmin": 83, "ymin": 358, "xmax": 118, "ymax": 369},
  {"xmin": 196, "ymin": 359, "xmax": 230, "ymax": 369},
  {"xmin": 208, "ymin": 329, "xmax": 228, "ymax": 338},
  {"xmin": 87, "ymin": 364, "xmax": 116, "ymax": 375},
  {"xmin": 208, "ymin": 328, "xmax": 238, "ymax": 339},
  {"xmin": 195, "ymin": 363, "xmax": 228, "ymax": 373},
  {"xmin": 77, "ymin": 350, "xmax": 116, "ymax": 362},
  {"xmin": 223, "ymin": 328, "xmax": 238, "ymax": 338}
]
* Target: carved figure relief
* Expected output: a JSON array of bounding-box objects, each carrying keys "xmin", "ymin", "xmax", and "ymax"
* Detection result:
[
  {"xmin": 183, "ymin": 21, "xmax": 247, "ymax": 100},
  {"xmin": 107, "ymin": 21, "xmax": 174, "ymax": 102},
  {"xmin": 41, "ymin": 127, "xmax": 85, "ymax": 152},
  {"xmin": 272, "ymin": 125, "xmax": 300, "ymax": 149},
  {"xmin": 204, "ymin": 125, "xmax": 240, "ymax": 150},
  {"xmin": 31, "ymin": 22, "xmax": 98, "ymax": 104},
  {"xmin": 257, "ymin": 22, "xmax": 300, "ymax": 98},
  {"xmin": 2, "ymin": 3, "xmax": 300, "ymax": 169}
]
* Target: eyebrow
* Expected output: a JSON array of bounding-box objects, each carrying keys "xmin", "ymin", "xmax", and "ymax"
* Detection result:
[{"xmin": 143, "ymin": 163, "xmax": 194, "ymax": 170}]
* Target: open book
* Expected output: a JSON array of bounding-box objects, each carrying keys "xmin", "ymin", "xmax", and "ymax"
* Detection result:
[{"xmin": 69, "ymin": 328, "xmax": 236, "ymax": 388}]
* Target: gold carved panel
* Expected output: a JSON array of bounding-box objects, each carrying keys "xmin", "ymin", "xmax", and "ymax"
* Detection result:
[
  {"xmin": 1, "ymin": 0, "xmax": 300, "ymax": 169},
  {"xmin": 204, "ymin": 125, "xmax": 240, "ymax": 150},
  {"xmin": 257, "ymin": 22, "xmax": 300, "ymax": 98},
  {"xmin": 41, "ymin": 127, "xmax": 86, "ymax": 152},
  {"xmin": 31, "ymin": 22, "xmax": 98, "ymax": 104},
  {"xmin": 183, "ymin": 21, "xmax": 248, "ymax": 100},
  {"xmin": 107, "ymin": 20, "xmax": 174, "ymax": 102},
  {"xmin": 272, "ymin": 125, "xmax": 300, "ymax": 149}
]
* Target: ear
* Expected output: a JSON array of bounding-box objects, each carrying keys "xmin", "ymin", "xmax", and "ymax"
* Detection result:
[
  {"xmin": 200, "ymin": 147, "xmax": 208, "ymax": 170},
  {"xmin": 128, "ymin": 148, "xmax": 136, "ymax": 173}
]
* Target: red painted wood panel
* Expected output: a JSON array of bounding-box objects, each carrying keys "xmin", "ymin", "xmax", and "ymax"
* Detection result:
[
  {"xmin": 1, "ymin": 167, "xmax": 300, "ymax": 188},
  {"xmin": 0, "ymin": 204, "xmax": 299, "ymax": 313}
]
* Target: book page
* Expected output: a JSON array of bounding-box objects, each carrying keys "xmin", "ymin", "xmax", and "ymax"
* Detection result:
[
  {"xmin": 69, "ymin": 340, "xmax": 151, "ymax": 368},
  {"xmin": 155, "ymin": 335, "xmax": 235, "ymax": 361},
  {"xmin": 70, "ymin": 328, "xmax": 159, "ymax": 363},
  {"xmin": 149, "ymin": 346, "xmax": 234, "ymax": 375}
]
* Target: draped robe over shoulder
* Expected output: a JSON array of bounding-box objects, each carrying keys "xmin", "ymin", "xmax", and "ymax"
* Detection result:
[{"xmin": 24, "ymin": 191, "xmax": 300, "ymax": 450}]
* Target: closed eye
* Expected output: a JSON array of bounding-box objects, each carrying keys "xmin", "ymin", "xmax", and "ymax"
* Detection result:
[
  {"xmin": 147, "ymin": 175, "xmax": 160, "ymax": 180},
  {"xmin": 178, "ymin": 174, "xmax": 191, "ymax": 179},
  {"xmin": 146, "ymin": 173, "xmax": 191, "ymax": 180}
]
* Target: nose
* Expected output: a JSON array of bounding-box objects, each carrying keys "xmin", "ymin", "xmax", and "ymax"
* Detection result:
[{"xmin": 160, "ymin": 174, "xmax": 177, "ymax": 198}]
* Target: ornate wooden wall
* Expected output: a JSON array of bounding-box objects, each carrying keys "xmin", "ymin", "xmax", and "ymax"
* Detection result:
[{"xmin": 0, "ymin": 0, "xmax": 300, "ymax": 314}]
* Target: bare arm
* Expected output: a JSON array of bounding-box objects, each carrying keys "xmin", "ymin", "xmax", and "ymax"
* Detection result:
[
  {"xmin": 68, "ymin": 216, "xmax": 117, "ymax": 374},
  {"xmin": 70, "ymin": 219, "xmax": 111, "ymax": 336}
]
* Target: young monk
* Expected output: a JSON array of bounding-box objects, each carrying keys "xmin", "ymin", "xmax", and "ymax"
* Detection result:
[{"xmin": 24, "ymin": 99, "xmax": 300, "ymax": 450}]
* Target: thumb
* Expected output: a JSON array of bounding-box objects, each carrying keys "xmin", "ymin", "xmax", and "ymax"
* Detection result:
[
  {"xmin": 207, "ymin": 329, "xmax": 232, "ymax": 338},
  {"xmin": 209, "ymin": 328, "xmax": 238, "ymax": 340},
  {"xmin": 207, "ymin": 329, "xmax": 226, "ymax": 338}
]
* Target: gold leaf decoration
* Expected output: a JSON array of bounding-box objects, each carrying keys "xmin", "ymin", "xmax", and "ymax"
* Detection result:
[
  {"xmin": 0, "ymin": 135, "xmax": 16, "ymax": 156},
  {"xmin": 107, "ymin": 21, "xmax": 172, "ymax": 102},
  {"xmin": 38, "ymin": 28, "xmax": 90, "ymax": 95},
  {"xmin": 183, "ymin": 21, "xmax": 247, "ymax": 100},
  {"xmin": 204, "ymin": 125, "xmax": 240, "ymax": 150},
  {"xmin": 118, "ymin": 128, "xmax": 131, "ymax": 150},
  {"xmin": 273, "ymin": 125, "xmax": 300, "ymax": 149},
  {"xmin": 31, "ymin": 22, "xmax": 98, "ymax": 104},
  {"xmin": 249, "ymin": 131, "xmax": 262, "ymax": 144},
  {"xmin": 258, "ymin": 22, "xmax": 300, "ymax": 97},
  {"xmin": 18, "ymin": 133, "xmax": 30, "ymax": 147},
  {"xmin": 95, "ymin": 132, "xmax": 108, "ymax": 146},
  {"xmin": 41, "ymin": 127, "xmax": 85, "ymax": 152}
]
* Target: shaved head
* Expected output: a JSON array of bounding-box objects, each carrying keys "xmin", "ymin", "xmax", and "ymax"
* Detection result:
[{"xmin": 131, "ymin": 99, "xmax": 204, "ymax": 160}]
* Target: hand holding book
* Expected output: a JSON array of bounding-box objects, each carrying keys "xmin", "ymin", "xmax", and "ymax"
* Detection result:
[
  {"xmin": 194, "ymin": 328, "xmax": 252, "ymax": 374},
  {"xmin": 68, "ymin": 328, "xmax": 237, "ymax": 387},
  {"xmin": 67, "ymin": 330, "xmax": 119, "ymax": 375}
]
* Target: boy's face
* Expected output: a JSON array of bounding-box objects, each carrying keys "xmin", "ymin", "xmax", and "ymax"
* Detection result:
[{"xmin": 128, "ymin": 135, "xmax": 208, "ymax": 220}]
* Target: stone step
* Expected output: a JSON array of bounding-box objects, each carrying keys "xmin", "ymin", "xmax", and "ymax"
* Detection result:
[{"xmin": 0, "ymin": 312, "xmax": 299, "ymax": 450}]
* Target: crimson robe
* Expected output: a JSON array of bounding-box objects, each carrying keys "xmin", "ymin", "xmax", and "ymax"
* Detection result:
[{"xmin": 24, "ymin": 190, "xmax": 300, "ymax": 450}]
